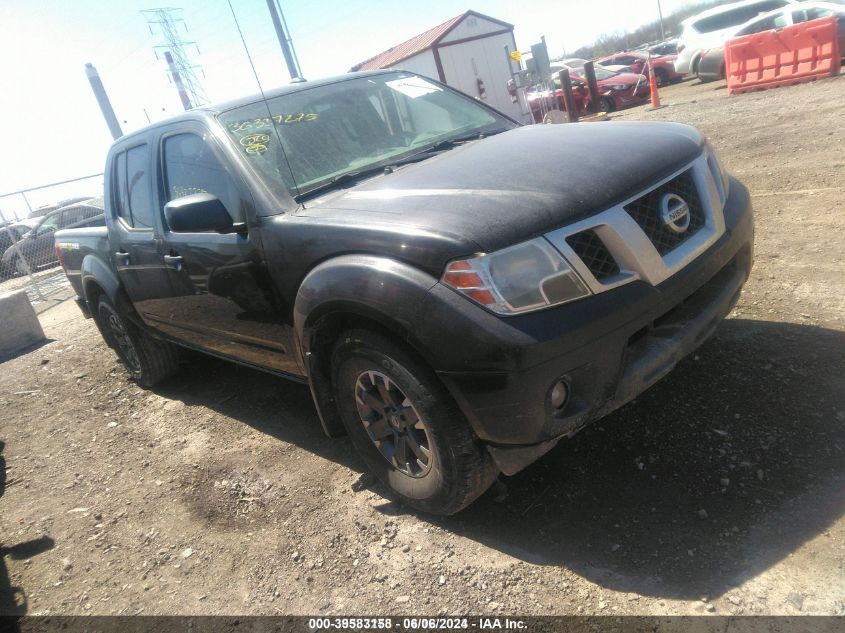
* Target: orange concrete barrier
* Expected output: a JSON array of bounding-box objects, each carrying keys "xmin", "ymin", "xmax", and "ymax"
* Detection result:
[{"xmin": 725, "ymin": 15, "xmax": 841, "ymax": 95}]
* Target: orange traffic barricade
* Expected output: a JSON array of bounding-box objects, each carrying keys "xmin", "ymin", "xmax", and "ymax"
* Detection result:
[{"xmin": 725, "ymin": 15, "xmax": 841, "ymax": 95}]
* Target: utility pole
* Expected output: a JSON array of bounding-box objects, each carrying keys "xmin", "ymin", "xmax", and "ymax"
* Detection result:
[
  {"xmin": 142, "ymin": 8, "xmax": 207, "ymax": 109},
  {"xmin": 657, "ymin": 0, "xmax": 666, "ymax": 41},
  {"xmin": 84, "ymin": 63, "xmax": 123, "ymax": 140},
  {"xmin": 265, "ymin": 0, "xmax": 303, "ymax": 80}
]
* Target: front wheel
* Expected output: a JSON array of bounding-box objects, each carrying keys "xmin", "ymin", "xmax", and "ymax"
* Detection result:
[
  {"xmin": 332, "ymin": 329, "xmax": 498, "ymax": 515},
  {"xmin": 654, "ymin": 68, "xmax": 669, "ymax": 87},
  {"xmin": 600, "ymin": 96, "xmax": 615, "ymax": 113},
  {"xmin": 97, "ymin": 296, "xmax": 180, "ymax": 388}
]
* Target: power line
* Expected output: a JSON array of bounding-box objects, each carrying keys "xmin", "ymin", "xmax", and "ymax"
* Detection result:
[{"xmin": 141, "ymin": 7, "xmax": 208, "ymax": 109}]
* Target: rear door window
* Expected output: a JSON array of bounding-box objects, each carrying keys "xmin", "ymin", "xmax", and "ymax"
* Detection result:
[
  {"xmin": 113, "ymin": 152, "xmax": 130, "ymax": 226},
  {"xmin": 739, "ymin": 13, "xmax": 784, "ymax": 33},
  {"xmin": 795, "ymin": 8, "xmax": 834, "ymax": 21},
  {"xmin": 60, "ymin": 208, "xmax": 85, "ymax": 229},
  {"xmin": 37, "ymin": 214, "xmax": 60, "ymax": 235},
  {"xmin": 112, "ymin": 145, "xmax": 154, "ymax": 229},
  {"xmin": 126, "ymin": 146, "xmax": 154, "ymax": 228}
]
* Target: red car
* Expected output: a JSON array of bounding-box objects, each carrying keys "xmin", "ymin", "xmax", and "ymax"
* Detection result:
[
  {"xmin": 527, "ymin": 67, "xmax": 650, "ymax": 121},
  {"xmin": 596, "ymin": 51, "xmax": 683, "ymax": 86}
]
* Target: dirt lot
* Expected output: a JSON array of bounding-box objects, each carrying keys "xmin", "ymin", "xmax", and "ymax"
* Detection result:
[{"xmin": 2, "ymin": 74, "xmax": 844, "ymax": 617}]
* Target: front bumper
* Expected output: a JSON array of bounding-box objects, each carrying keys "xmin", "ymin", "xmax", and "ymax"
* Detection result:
[
  {"xmin": 417, "ymin": 178, "xmax": 753, "ymax": 474},
  {"xmin": 615, "ymin": 85, "xmax": 650, "ymax": 108}
]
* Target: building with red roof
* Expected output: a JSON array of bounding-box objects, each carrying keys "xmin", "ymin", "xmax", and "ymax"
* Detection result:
[{"xmin": 350, "ymin": 10, "xmax": 523, "ymax": 121}]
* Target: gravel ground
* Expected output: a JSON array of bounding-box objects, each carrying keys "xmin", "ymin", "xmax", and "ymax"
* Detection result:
[{"xmin": 1, "ymin": 74, "xmax": 844, "ymax": 617}]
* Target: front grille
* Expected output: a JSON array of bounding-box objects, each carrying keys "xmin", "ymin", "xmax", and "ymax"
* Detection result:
[
  {"xmin": 624, "ymin": 169, "xmax": 705, "ymax": 256},
  {"xmin": 566, "ymin": 229, "xmax": 620, "ymax": 280}
]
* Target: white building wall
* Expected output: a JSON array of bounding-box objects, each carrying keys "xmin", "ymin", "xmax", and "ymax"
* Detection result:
[
  {"xmin": 439, "ymin": 14, "xmax": 508, "ymax": 43},
  {"xmin": 385, "ymin": 50, "xmax": 439, "ymax": 80},
  {"xmin": 436, "ymin": 31, "xmax": 522, "ymax": 120}
]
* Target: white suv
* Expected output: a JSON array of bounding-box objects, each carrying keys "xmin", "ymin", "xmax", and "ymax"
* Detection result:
[{"xmin": 674, "ymin": 0, "xmax": 799, "ymax": 75}]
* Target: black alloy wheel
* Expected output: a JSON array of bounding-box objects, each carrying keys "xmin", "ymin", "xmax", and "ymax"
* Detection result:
[{"xmin": 354, "ymin": 369, "xmax": 433, "ymax": 478}]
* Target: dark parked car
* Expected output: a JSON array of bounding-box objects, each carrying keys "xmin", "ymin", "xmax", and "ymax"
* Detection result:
[
  {"xmin": 27, "ymin": 196, "xmax": 95, "ymax": 219},
  {"xmin": 648, "ymin": 40, "xmax": 680, "ymax": 56},
  {"xmin": 0, "ymin": 221, "xmax": 31, "ymax": 259},
  {"xmin": 1, "ymin": 199, "xmax": 104, "ymax": 277},
  {"xmin": 55, "ymin": 70, "xmax": 753, "ymax": 514}
]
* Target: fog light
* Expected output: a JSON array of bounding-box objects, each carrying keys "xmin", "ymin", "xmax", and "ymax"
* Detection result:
[{"xmin": 550, "ymin": 380, "xmax": 569, "ymax": 410}]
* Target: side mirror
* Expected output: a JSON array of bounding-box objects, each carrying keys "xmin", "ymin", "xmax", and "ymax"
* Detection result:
[{"xmin": 164, "ymin": 193, "xmax": 234, "ymax": 233}]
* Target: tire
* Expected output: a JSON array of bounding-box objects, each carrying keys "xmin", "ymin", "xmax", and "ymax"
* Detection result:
[
  {"xmin": 654, "ymin": 68, "xmax": 669, "ymax": 87},
  {"xmin": 97, "ymin": 296, "xmax": 180, "ymax": 388},
  {"xmin": 332, "ymin": 329, "xmax": 498, "ymax": 515},
  {"xmin": 600, "ymin": 96, "xmax": 614, "ymax": 113},
  {"xmin": 692, "ymin": 55, "xmax": 703, "ymax": 81}
]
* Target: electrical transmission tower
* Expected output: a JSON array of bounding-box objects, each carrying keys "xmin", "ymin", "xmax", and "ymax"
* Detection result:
[{"xmin": 142, "ymin": 7, "xmax": 207, "ymax": 110}]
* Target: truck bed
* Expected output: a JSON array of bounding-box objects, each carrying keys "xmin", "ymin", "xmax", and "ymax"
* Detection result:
[{"xmin": 54, "ymin": 226, "xmax": 110, "ymax": 303}]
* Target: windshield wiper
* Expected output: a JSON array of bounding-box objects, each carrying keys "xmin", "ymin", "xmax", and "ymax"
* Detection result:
[
  {"xmin": 418, "ymin": 128, "xmax": 509, "ymax": 154},
  {"xmin": 370, "ymin": 128, "xmax": 509, "ymax": 170},
  {"xmin": 294, "ymin": 164, "xmax": 395, "ymax": 202}
]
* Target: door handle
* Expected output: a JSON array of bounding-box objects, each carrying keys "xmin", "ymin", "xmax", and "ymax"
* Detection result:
[
  {"xmin": 163, "ymin": 254, "xmax": 184, "ymax": 270},
  {"xmin": 114, "ymin": 251, "xmax": 130, "ymax": 266}
]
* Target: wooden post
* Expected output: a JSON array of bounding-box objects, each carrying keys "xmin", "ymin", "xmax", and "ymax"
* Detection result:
[
  {"xmin": 557, "ymin": 69, "xmax": 579, "ymax": 123},
  {"xmin": 583, "ymin": 62, "xmax": 602, "ymax": 114}
]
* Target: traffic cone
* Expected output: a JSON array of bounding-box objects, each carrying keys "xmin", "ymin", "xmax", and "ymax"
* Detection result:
[
  {"xmin": 647, "ymin": 55, "xmax": 664, "ymax": 110},
  {"xmin": 649, "ymin": 67, "xmax": 661, "ymax": 108}
]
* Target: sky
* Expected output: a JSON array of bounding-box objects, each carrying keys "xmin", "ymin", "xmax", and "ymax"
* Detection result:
[{"xmin": 0, "ymin": 0, "xmax": 693, "ymax": 218}]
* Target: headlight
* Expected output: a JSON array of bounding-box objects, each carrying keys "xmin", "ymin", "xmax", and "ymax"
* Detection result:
[
  {"xmin": 704, "ymin": 142, "xmax": 730, "ymax": 205},
  {"xmin": 608, "ymin": 84, "xmax": 630, "ymax": 90},
  {"xmin": 441, "ymin": 238, "xmax": 591, "ymax": 315}
]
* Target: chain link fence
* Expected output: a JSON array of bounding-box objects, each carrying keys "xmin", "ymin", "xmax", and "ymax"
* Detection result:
[{"xmin": 0, "ymin": 175, "xmax": 104, "ymax": 313}]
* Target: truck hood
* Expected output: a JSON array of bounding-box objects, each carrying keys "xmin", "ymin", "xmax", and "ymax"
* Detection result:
[{"xmin": 300, "ymin": 121, "xmax": 703, "ymax": 253}]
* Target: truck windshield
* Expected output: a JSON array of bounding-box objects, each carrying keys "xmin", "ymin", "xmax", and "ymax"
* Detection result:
[{"xmin": 219, "ymin": 72, "xmax": 514, "ymax": 199}]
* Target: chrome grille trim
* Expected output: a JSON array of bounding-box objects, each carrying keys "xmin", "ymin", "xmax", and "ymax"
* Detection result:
[{"xmin": 544, "ymin": 154, "xmax": 726, "ymax": 293}]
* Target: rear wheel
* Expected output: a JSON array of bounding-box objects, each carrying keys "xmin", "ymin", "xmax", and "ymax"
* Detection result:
[
  {"xmin": 654, "ymin": 67, "xmax": 669, "ymax": 87},
  {"xmin": 693, "ymin": 55, "xmax": 703, "ymax": 81},
  {"xmin": 97, "ymin": 296, "xmax": 180, "ymax": 388},
  {"xmin": 332, "ymin": 329, "xmax": 498, "ymax": 515}
]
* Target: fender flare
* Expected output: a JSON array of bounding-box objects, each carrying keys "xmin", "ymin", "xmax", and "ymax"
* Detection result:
[
  {"xmin": 292, "ymin": 254, "xmax": 439, "ymax": 437},
  {"xmin": 79, "ymin": 254, "xmax": 137, "ymax": 323}
]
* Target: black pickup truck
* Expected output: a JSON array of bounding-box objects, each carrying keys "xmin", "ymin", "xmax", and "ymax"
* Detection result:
[{"xmin": 55, "ymin": 70, "xmax": 753, "ymax": 514}]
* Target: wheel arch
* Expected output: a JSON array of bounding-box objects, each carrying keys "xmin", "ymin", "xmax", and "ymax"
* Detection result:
[
  {"xmin": 81, "ymin": 254, "xmax": 143, "ymax": 336},
  {"xmin": 293, "ymin": 255, "xmax": 442, "ymax": 437},
  {"xmin": 691, "ymin": 52, "xmax": 703, "ymax": 74}
]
